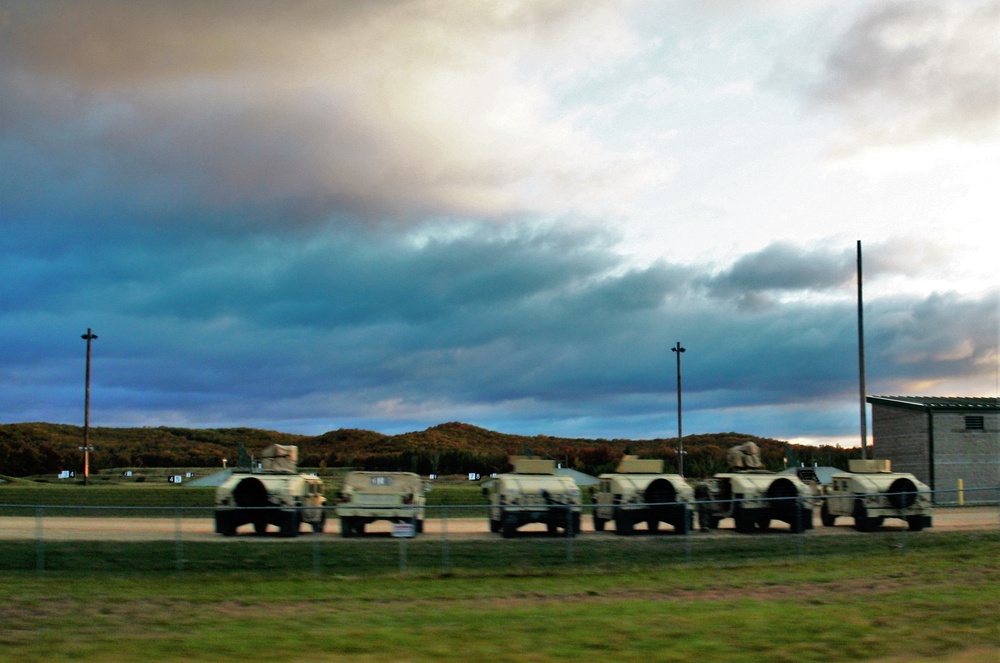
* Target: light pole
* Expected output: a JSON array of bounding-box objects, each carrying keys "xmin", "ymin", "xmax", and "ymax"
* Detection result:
[
  {"xmin": 671, "ymin": 341, "xmax": 685, "ymax": 476},
  {"xmin": 81, "ymin": 328, "xmax": 97, "ymax": 486}
]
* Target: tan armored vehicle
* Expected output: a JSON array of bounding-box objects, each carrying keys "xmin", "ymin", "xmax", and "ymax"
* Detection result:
[
  {"xmin": 592, "ymin": 456, "xmax": 694, "ymax": 534},
  {"xmin": 335, "ymin": 471, "xmax": 428, "ymax": 537},
  {"xmin": 822, "ymin": 459, "xmax": 932, "ymax": 531},
  {"xmin": 214, "ymin": 444, "xmax": 327, "ymax": 537},
  {"xmin": 484, "ymin": 457, "xmax": 582, "ymax": 538},
  {"xmin": 695, "ymin": 442, "xmax": 814, "ymax": 533}
]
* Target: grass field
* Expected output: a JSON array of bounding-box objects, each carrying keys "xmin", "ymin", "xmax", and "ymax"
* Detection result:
[{"xmin": 1, "ymin": 533, "xmax": 997, "ymax": 662}]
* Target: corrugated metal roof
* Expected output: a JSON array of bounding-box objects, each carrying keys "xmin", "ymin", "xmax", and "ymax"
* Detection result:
[{"xmin": 867, "ymin": 396, "xmax": 999, "ymax": 411}]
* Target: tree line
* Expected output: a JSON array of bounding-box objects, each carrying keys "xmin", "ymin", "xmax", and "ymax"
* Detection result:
[{"xmin": 0, "ymin": 421, "xmax": 860, "ymax": 479}]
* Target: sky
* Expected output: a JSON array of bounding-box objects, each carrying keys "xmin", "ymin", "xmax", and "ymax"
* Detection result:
[{"xmin": 1, "ymin": 0, "xmax": 997, "ymax": 448}]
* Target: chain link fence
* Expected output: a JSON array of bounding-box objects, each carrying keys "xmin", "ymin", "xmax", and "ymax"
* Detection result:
[{"xmin": 1, "ymin": 486, "xmax": 997, "ymax": 576}]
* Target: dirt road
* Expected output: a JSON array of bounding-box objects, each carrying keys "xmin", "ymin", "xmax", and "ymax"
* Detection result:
[{"xmin": 0, "ymin": 506, "xmax": 995, "ymax": 541}]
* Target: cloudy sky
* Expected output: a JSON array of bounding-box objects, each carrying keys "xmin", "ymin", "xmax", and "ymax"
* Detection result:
[{"xmin": 2, "ymin": 0, "xmax": 997, "ymax": 447}]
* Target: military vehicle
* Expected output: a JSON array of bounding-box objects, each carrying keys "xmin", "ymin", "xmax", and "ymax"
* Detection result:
[
  {"xmin": 695, "ymin": 442, "xmax": 814, "ymax": 533},
  {"xmin": 484, "ymin": 457, "xmax": 582, "ymax": 538},
  {"xmin": 214, "ymin": 444, "xmax": 327, "ymax": 537},
  {"xmin": 592, "ymin": 456, "xmax": 694, "ymax": 534},
  {"xmin": 821, "ymin": 459, "xmax": 932, "ymax": 531},
  {"xmin": 335, "ymin": 471, "xmax": 428, "ymax": 537}
]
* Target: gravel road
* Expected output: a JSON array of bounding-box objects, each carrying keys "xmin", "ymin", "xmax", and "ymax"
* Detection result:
[{"xmin": 0, "ymin": 506, "xmax": 995, "ymax": 541}]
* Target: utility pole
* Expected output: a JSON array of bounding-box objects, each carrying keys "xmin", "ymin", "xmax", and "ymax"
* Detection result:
[
  {"xmin": 856, "ymin": 241, "xmax": 868, "ymax": 459},
  {"xmin": 672, "ymin": 341, "xmax": 686, "ymax": 476},
  {"xmin": 81, "ymin": 328, "xmax": 97, "ymax": 485}
]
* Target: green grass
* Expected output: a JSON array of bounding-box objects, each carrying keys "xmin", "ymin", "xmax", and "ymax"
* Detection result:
[{"xmin": 1, "ymin": 534, "xmax": 997, "ymax": 662}]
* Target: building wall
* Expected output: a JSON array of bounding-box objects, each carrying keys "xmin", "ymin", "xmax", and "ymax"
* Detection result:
[
  {"xmin": 871, "ymin": 404, "xmax": 930, "ymax": 483},
  {"xmin": 872, "ymin": 403, "xmax": 999, "ymax": 505},
  {"xmin": 931, "ymin": 411, "xmax": 999, "ymax": 502}
]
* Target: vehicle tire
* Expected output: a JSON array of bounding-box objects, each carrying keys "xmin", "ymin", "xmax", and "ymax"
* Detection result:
[
  {"xmin": 614, "ymin": 511, "xmax": 634, "ymax": 535},
  {"xmin": 820, "ymin": 502, "xmax": 836, "ymax": 527},
  {"xmin": 674, "ymin": 510, "xmax": 693, "ymax": 535},
  {"xmin": 501, "ymin": 513, "xmax": 518, "ymax": 539},
  {"xmin": 593, "ymin": 515, "xmax": 607, "ymax": 532},
  {"xmin": 853, "ymin": 500, "xmax": 875, "ymax": 532},
  {"xmin": 279, "ymin": 513, "xmax": 300, "ymax": 538},
  {"xmin": 340, "ymin": 516, "xmax": 354, "ymax": 538},
  {"xmin": 216, "ymin": 515, "xmax": 236, "ymax": 537},
  {"xmin": 311, "ymin": 513, "xmax": 326, "ymax": 534},
  {"xmin": 734, "ymin": 507, "xmax": 756, "ymax": 534},
  {"xmin": 756, "ymin": 514, "xmax": 771, "ymax": 532}
]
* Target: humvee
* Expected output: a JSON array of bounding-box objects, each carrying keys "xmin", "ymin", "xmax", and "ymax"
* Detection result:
[
  {"xmin": 335, "ymin": 471, "xmax": 428, "ymax": 537},
  {"xmin": 214, "ymin": 444, "xmax": 326, "ymax": 537},
  {"xmin": 822, "ymin": 459, "xmax": 932, "ymax": 531},
  {"xmin": 695, "ymin": 442, "xmax": 814, "ymax": 533},
  {"xmin": 484, "ymin": 457, "xmax": 582, "ymax": 538},
  {"xmin": 592, "ymin": 456, "xmax": 694, "ymax": 534}
]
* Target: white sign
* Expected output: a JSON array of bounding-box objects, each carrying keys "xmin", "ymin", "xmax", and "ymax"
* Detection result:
[{"xmin": 392, "ymin": 523, "xmax": 416, "ymax": 538}]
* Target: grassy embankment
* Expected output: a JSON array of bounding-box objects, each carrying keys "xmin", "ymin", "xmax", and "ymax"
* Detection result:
[{"xmin": 1, "ymin": 533, "xmax": 997, "ymax": 663}]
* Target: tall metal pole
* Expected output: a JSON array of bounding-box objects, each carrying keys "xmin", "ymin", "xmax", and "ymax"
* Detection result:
[
  {"xmin": 81, "ymin": 328, "xmax": 98, "ymax": 485},
  {"xmin": 856, "ymin": 241, "xmax": 868, "ymax": 459},
  {"xmin": 672, "ymin": 341, "xmax": 686, "ymax": 476}
]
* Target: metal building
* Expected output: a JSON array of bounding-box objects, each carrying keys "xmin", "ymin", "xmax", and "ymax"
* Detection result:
[{"xmin": 867, "ymin": 396, "xmax": 999, "ymax": 504}]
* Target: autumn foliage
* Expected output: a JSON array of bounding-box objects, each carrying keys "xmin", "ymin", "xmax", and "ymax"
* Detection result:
[{"xmin": 0, "ymin": 421, "xmax": 859, "ymax": 479}]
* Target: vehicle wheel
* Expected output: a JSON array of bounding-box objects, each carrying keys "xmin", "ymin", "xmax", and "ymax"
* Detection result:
[
  {"xmin": 853, "ymin": 500, "xmax": 875, "ymax": 532},
  {"xmin": 311, "ymin": 513, "xmax": 326, "ymax": 534},
  {"xmin": 340, "ymin": 517, "xmax": 354, "ymax": 538},
  {"xmin": 699, "ymin": 511, "xmax": 719, "ymax": 531},
  {"xmin": 253, "ymin": 520, "xmax": 267, "ymax": 535},
  {"xmin": 279, "ymin": 513, "xmax": 300, "ymax": 538},
  {"xmin": 674, "ymin": 510, "xmax": 693, "ymax": 535},
  {"xmin": 820, "ymin": 502, "xmax": 836, "ymax": 527},
  {"xmin": 615, "ymin": 511, "xmax": 634, "ymax": 535},
  {"xmin": 734, "ymin": 507, "xmax": 756, "ymax": 534},
  {"xmin": 501, "ymin": 515, "xmax": 518, "ymax": 539},
  {"xmin": 593, "ymin": 516, "xmax": 606, "ymax": 532}
]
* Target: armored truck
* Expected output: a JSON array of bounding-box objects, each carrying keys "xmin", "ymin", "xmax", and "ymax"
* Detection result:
[
  {"xmin": 821, "ymin": 459, "xmax": 932, "ymax": 531},
  {"xmin": 335, "ymin": 471, "xmax": 428, "ymax": 537},
  {"xmin": 214, "ymin": 444, "xmax": 327, "ymax": 537},
  {"xmin": 485, "ymin": 457, "xmax": 582, "ymax": 538},
  {"xmin": 695, "ymin": 442, "xmax": 814, "ymax": 533},
  {"xmin": 592, "ymin": 456, "xmax": 694, "ymax": 534}
]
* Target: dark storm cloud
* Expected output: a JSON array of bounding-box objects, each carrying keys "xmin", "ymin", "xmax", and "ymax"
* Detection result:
[
  {"xmin": 814, "ymin": 0, "xmax": 999, "ymax": 148},
  {"xmin": 3, "ymin": 215, "xmax": 994, "ymax": 439}
]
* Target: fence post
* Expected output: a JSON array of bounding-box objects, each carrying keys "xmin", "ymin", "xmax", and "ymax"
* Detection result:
[
  {"xmin": 440, "ymin": 505, "xmax": 450, "ymax": 575},
  {"xmin": 313, "ymin": 507, "xmax": 322, "ymax": 578},
  {"xmin": 565, "ymin": 504, "xmax": 573, "ymax": 566},
  {"xmin": 174, "ymin": 507, "xmax": 184, "ymax": 577},
  {"xmin": 399, "ymin": 533, "xmax": 408, "ymax": 574},
  {"xmin": 35, "ymin": 506, "xmax": 45, "ymax": 575}
]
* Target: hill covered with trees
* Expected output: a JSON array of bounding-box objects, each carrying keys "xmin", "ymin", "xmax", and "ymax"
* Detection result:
[{"xmin": 0, "ymin": 421, "xmax": 859, "ymax": 478}]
